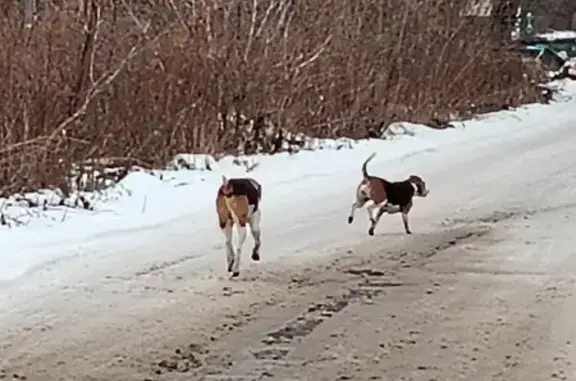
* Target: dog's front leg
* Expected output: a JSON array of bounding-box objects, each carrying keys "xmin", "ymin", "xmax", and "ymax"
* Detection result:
[
  {"xmin": 400, "ymin": 202, "xmax": 413, "ymax": 234},
  {"xmin": 249, "ymin": 209, "xmax": 262, "ymax": 261}
]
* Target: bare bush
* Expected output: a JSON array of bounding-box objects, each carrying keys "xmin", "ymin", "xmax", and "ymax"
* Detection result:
[{"xmin": 0, "ymin": 0, "xmax": 543, "ymax": 196}]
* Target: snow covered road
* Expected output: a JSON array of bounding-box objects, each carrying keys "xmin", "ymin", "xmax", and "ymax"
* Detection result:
[{"xmin": 2, "ymin": 109, "xmax": 576, "ymax": 380}]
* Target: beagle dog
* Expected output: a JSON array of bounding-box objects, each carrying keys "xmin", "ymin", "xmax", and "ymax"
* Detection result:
[
  {"xmin": 216, "ymin": 176, "xmax": 262, "ymax": 277},
  {"xmin": 348, "ymin": 153, "xmax": 429, "ymax": 235}
]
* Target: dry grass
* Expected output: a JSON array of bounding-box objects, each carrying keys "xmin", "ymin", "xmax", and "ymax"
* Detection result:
[{"xmin": 0, "ymin": 0, "xmax": 545, "ymax": 196}]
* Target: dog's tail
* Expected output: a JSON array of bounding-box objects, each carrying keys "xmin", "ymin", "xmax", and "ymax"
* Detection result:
[{"xmin": 361, "ymin": 152, "xmax": 377, "ymax": 180}]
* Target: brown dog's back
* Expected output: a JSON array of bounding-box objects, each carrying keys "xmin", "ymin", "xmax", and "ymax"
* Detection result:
[
  {"xmin": 362, "ymin": 178, "xmax": 387, "ymax": 204},
  {"xmin": 216, "ymin": 177, "xmax": 261, "ymax": 228}
]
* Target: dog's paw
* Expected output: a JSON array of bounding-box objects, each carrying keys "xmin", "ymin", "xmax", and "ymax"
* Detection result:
[{"xmin": 347, "ymin": 216, "xmax": 354, "ymax": 224}]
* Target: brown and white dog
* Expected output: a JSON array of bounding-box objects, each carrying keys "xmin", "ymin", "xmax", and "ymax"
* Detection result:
[
  {"xmin": 348, "ymin": 153, "xmax": 429, "ymax": 235},
  {"xmin": 216, "ymin": 176, "xmax": 262, "ymax": 278}
]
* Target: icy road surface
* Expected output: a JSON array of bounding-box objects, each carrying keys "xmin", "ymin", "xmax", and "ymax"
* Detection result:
[{"xmin": 1, "ymin": 118, "xmax": 576, "ymax": 381}]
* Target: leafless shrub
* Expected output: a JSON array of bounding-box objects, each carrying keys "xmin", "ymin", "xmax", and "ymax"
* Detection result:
[{"xmin": 0, "ymin": 0, "xmax": 543, "ymax": 196}]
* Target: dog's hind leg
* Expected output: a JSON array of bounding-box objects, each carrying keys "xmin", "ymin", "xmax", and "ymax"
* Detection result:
[
  {"xmin": 217, "ymin": 194, "xmax": 235, "ymax": 273},
  {"xmin": 249, "ymin": 208, "xmax": 262, "ymax": 261},
  {"xmin": 231, "ymin": 220, "xmax": 248, "ymax": 278},
  {"xmin": 221, "ymin": 219, "xmax": 235, "ymax": 273},
  {"xmin": 367, "ymin": 202, "xmax": 379, "ymax": 222},
  {"xmin": 225, "ymin": 196, "xmax": 250, "ymax": 278},
  {"xmin": 348, "ymin": 197, "xmax": 368, "ymax": 224},
  {"xmin": 367, "ymin": 202, "xmax": 386, "ymax": 236}
]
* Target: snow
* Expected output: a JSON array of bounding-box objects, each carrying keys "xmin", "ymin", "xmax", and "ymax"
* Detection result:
[
  {"xmin": 1, "ymin": 79, "xmax": 576, "ymax": 283},
  {"xmin": 536, "ymin": 30, "xmax": 576, "ymax": 41}
]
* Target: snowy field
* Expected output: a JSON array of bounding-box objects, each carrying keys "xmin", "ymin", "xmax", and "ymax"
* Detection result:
[{"xmin": 1, "ymin": 80, "xmax": 576, "ymax": 283}]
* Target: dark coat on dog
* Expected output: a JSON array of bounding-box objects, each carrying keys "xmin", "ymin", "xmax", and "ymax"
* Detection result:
[{"xmin": 219, "ymin": 178, "xmax": 262, "ymax": 212}]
